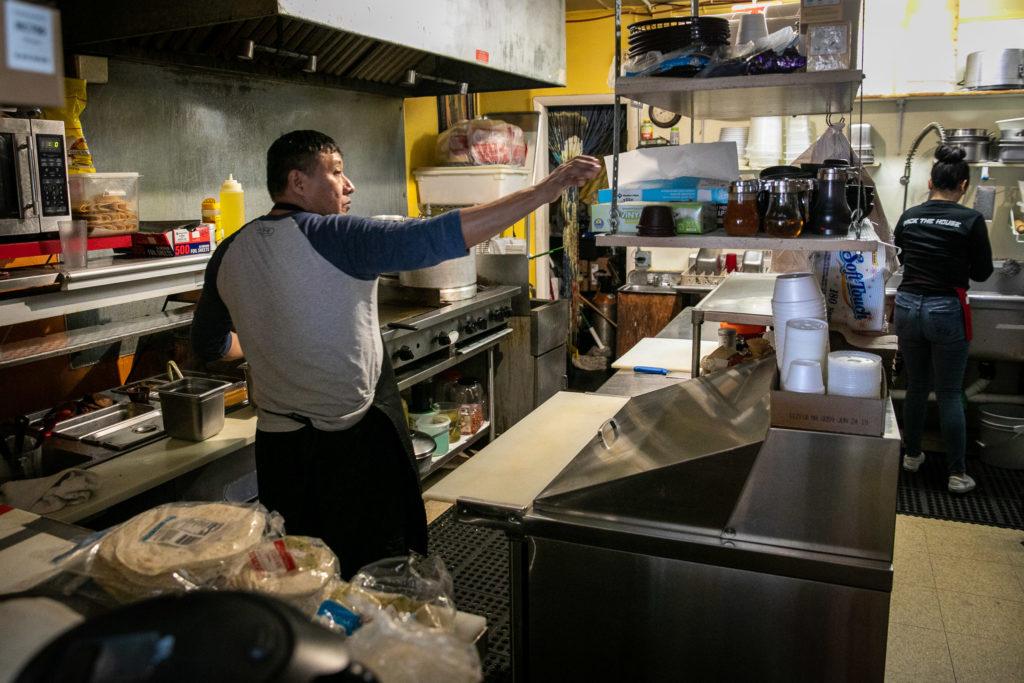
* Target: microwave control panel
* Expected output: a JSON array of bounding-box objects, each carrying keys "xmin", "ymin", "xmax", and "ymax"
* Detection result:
[{"xmin": 35, "ymin": 134, "xmax": 68, "ymax": 217}]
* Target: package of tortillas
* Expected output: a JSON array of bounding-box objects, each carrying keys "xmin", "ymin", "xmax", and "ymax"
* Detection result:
[
  {"xmin": 61, "ymin": 501, "xmax": 283, "ymax": 603},
  {"xmin": 226, "ymin": 536, "xmax": 340, "ymax": 614}
]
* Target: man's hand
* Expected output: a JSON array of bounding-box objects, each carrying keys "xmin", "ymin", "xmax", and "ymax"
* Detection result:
[
  {"xmin": 459, "ymin": 155, "xmax": 604, "ymax": 248},
  {"xmin": 536, "ymin": 156, "xmax": 603, "ymax": 204}
]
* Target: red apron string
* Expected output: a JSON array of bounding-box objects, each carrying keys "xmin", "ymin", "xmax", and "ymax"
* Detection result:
[{"xmin": 955, "ymin": 287, "xmax": 973, "ymax": 342}]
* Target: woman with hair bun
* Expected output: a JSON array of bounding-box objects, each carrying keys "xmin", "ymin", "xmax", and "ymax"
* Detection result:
[{"xmin": 893, "ymin": 144, "xmax": 993, "ymax": 494}]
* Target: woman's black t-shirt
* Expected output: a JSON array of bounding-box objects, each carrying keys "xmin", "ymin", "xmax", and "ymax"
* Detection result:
[{"xmin": 893, "ymin": 199, "xmax": 993, "ymax": 297}]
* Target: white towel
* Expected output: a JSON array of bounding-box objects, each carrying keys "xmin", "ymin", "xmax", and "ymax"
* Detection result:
[{"xmin": 0, "ymin": 469, "xmax": 99, "ymax": 514}]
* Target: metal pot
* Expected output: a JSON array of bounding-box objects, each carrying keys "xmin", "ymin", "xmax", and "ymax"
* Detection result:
[
  {"xmin": 372, "ymin": 214, "xmax": 478, "ymax": 302},
  {"xmin": 410, "ymin": 429, "xmax": 437, "ymax": 461},
  {"xmin": 946, "ymin": 137, "xmax": 990, "ymax": 163},
  {"xmin": 399, "ymin": 253, "xmax": 477, "ymax": 302},
  {"xmin": 963, "ymin": 49, "xmax": 1024, "ymax": 90},
  {"xmin": 947, "ymin": 128, "xmax": 989, "ymax": 138}
]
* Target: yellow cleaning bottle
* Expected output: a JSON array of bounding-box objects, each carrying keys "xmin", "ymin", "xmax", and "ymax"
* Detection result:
[{"xmin": 219, "ymin": 174, "xmax": 246, "ymax": 237}]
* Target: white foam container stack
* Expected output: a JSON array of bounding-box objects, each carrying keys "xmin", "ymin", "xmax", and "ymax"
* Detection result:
[{"xmin": 414, "ymin": 166, "xmax": 531, "ymax": 206}]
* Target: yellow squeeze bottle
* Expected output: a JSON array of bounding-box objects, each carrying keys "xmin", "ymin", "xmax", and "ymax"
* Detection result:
[
  {"xmin": 201, "ymin": 197, "xmax": 223, "ymax": 243},
  {"xmin": 219, "ymin": 174, "xmax": 246, "ymax": 237}
]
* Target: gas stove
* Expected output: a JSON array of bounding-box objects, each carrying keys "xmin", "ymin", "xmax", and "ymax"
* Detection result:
[{"xmin": 378, "ymin": 279, "xmax": 518, "ymax": 374}]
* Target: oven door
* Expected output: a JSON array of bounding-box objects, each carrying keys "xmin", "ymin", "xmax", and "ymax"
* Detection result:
[{"xmin": 0, "ymin": 118, "xmax": 40, "ymax": 236}]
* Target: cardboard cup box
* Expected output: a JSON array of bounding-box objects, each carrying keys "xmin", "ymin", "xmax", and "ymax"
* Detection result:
[
  {"xmin": 770, "ymin": 366, "xmax": 887, "ymax": 437},
  {"xmin": 131, "ymin": 223, "xmax": 213, "ymax": 257}
]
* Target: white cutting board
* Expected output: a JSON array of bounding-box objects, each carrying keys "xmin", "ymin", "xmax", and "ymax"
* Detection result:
[
  {"xmin": 611, "ymin": 338, "xmax": 719, "ymax": 373},
  {"xmin": 424, "ymin": 391, "xmax": 628, "ymax": 509}
]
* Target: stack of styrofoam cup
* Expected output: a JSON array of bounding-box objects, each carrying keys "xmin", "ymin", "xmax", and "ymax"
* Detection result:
[
  {"xmin": 771, "ymin": 272, "xmax": 827, "ymax": 370},
  {"xmin": 781, "ymin": 318, "xmax": 829, "ymax": 390},
  {"xmin": 719, "ymin": 126, "xmax": 749, "ymax": 166},
  {"xmin": 747, "ymin": 116, "xmax": 784, "ymax": 168},
  {"xmin": 785, "ymin": 359, "xmax": 826, "ymax": 394},
  {"xmin": 827, "ymin": 351, "xmax": 883, "ymax": 398},
  {"xmin": 785, "ymin": 116, "xmax": 815, "ymax": 163},
  {"xmin": 737, "ymin": 13, "xmax": 768, "ymax": 45}
]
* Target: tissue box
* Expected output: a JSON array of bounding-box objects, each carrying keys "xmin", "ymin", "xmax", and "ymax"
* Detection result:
[
  {"xmin": 597, "ymin": 178, "xmax": 729, "ymax": 204},
  {"xmin": 131, "ymin": 222, "xmax": 213, "ymax": 257},
  {"xmin": 770, "ymin": 368, "xmax": 889, "ymax": 437},
  {"xmin": 589, "ymin": 201, "xmax": 716, "ymax": 234}
]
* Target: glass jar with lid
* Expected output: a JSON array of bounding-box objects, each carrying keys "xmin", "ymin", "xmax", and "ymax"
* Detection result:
[
  {"xmin": 808, "ymin": 167, "xmax": 852, "ymax": 236},
  {"xmin": 763, "ymin": 179, "xmax": 805, "ymax": 238},
  {"xmin": 723, "ymin": 179, "xmax": 761, "ymax": 236}
]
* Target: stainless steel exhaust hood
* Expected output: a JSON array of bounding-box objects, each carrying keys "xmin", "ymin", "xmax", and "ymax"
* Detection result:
[{"xmin": 58, "ymin": 0, "xmax": 566, "ymax": 96}]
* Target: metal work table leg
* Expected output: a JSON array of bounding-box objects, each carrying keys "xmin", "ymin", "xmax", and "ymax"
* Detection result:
[{"xmin": 691, "ymin": 310, "xmax": 704, "ymax": 378}]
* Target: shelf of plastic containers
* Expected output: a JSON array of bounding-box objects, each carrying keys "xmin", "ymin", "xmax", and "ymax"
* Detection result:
[
  {"xmin": 419, "ymin": 421, "xmax": 490, "ymax": 481},
  {"xmin": 615, "ymin": 70, "xmax": 864, "ymax": 120}
]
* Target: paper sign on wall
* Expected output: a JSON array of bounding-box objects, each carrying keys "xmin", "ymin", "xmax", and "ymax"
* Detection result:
[{"xmin": 4, "ymin": 0, "xmax": 55, "ymax": 75}]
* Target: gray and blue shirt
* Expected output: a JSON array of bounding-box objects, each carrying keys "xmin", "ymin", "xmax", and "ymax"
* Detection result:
[{"xmin": 191, "ymin": 210, "xmax": 466, "ymax": 432}]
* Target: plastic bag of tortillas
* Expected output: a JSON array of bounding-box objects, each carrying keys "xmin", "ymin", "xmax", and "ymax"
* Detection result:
[
  {"xmin": 55, "ymin": 501, "xmax": 283, "ymax": 603},
  {"xmin": 316, "ymin": 555, "xmax": 457, "ymax": 634},
  {"xmin": 225, "ymin": 535, "xmax": 340, "ymax": 614},
  {"xmin": 345, "ymin": 609, "xmax": 482, "ymax": 683}
]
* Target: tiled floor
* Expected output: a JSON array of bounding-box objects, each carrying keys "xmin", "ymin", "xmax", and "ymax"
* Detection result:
[
  {"xmin": 425, "ymin": 500, "xmax": 1024, "ymax": 681},
  {"xmin": 888, "ymin": 514, "xmax": 1024, "ymax": 682}
]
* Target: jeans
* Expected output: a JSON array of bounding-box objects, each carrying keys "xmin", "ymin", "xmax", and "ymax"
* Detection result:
[{"xmin": 893, "ymin": 291, "xmax": 970, "ymax": 475}]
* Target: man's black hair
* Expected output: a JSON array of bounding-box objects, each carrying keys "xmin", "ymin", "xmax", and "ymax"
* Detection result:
[
  {"xmin": 930, "ymin": 144, "xmax": 970, "ymax": 192},
  {"xmin": 266, "ymin": 130, "xmax": 341, "ymax": 197}
]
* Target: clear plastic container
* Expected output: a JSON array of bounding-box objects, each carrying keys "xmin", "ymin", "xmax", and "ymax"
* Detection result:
[{"xmin": 69, "ymin": 172, "xmax": 140, "ymax": 236}]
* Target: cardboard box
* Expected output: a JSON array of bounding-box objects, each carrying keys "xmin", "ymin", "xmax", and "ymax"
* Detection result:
[
  {"xmin": 770, "ymin": 367, "xmax": 887, "ymax": 437},
  {"xmin": 131, "ymin": 223, "xmax": 213, "ymax": 257},
  {"xmin": 589, "ymin": 201, "xmax": 716, "ymax": 234},
  {"xmin": 0, "ymin": 0, "xmax": 64, "ymax": 108}
]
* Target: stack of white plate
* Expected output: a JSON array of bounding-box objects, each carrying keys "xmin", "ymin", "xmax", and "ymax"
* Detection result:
[
  {"xmin": 784, "ymin": 116, "xmax": 815, "ymax": 163},
  {"xmin": 747, "ymin": 116, "xmax": 784, "ymax": 168},
  {"xmin": 827, "ymin": 351, "xmax": 882, "ymax": 398},
  {"xmin": 719, "ymin": 126, "xmax": 749, "ymax": 166},
  {"xmin": 771, "ymin": 272, "xmax": 826, "ymax": 369},
  {"xmin": 850, "ymin": 123, "xmax": 875, "ymax": 164}
]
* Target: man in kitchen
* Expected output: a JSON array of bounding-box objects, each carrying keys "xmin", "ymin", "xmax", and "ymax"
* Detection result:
[{"xmin": 192, "ymin": 130, "xmax": 600, "ymax": 577}]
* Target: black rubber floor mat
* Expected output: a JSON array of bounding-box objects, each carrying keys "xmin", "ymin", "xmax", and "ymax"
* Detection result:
[
  {"xmin": 898, "ymin": 452, "xmax": 1024, "ymax": 530},
  {"xmin": 428, "ymin": 508, "xmax": 511, "ymax": 683}
]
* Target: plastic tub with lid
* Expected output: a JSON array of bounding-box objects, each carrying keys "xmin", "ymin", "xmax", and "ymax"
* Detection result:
[{"xmin": 69, "ymin": 172, "xmax": 140, "ymax": 236}]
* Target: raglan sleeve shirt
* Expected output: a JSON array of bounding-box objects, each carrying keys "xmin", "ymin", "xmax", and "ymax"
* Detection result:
[{"xmin": 296, "ymin": 210, "xmax": 467, "ymax": 280}]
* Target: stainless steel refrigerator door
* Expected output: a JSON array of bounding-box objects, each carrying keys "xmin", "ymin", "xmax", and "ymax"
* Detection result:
[{"xmin": 523, "ymin": 535, "xmax": 889, "ymax": 682}]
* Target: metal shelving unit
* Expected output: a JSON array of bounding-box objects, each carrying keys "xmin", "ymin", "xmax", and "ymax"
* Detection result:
[
  {"xmin": 0, "ymin": 307, "xmax": 195, "ymax": 369},
  {"xmin": 616, "ymin": 70, "xmax": 864, "ymax": 121},
  {"xmin": 419, "ymin": 421, "xmax": 490, "ymax": 481},
  {"xmin": 608, "ymin": 0, "xmax": 876, "ymax": 256},
  {"xmin": 597, "ymin": 223, "xmax": 879, "ymax": 250},
  {"xmin": 0, "ymin": 255, "xmax": 210, "ymax": 326}
]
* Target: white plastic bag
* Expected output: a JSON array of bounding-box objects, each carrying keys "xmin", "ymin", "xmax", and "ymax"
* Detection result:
[
  {"xmin": 346, "ymin": 610, "xmax": 482, "ymax": 683},
  {"xmin": 436, "ymin": 119, "xmax": 527, "ymax": 166},
  {"xmin": 811, "ymin": 243, "xmax": 888, "ymax": 332}
]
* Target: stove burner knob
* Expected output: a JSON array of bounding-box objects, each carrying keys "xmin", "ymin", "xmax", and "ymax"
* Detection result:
[
  {"xmin": 434, "ymin": 332, "xmax": 452, "ymax": 346},
  {"xmin": 393, "ymin": 345, "xmax": 414, "ymax": 362},
  {"xmin": 501, "ymin": 306, "xmax": 514, "ymax": 318},
  {"xmin": 464, "ymin": 321, "xmax": 477, "ymax": 334},
  {"xmin": 489, "ymin": 309, "xmax": 503, "ymax": 321},
  {"xmin": 475, "ymin": 316, "xmax": 487, "ymax": 328}
]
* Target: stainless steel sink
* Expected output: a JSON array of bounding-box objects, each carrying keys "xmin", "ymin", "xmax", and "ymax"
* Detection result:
[{"xmin": 886, "ymin": 260, "xmax": 1024, "ymax": 361}]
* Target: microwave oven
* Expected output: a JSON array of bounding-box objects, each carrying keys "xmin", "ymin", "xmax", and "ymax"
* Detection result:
[{"xmin": 0, "ymin": 118, "xmax": 71, "ymax": 238}]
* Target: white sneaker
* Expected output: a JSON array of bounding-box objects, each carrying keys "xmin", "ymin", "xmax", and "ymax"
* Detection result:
[
  {"xmin": 948, "ymin": 474, "xmax": 976, "ymax": 494},
  {"xmin": 903, "ymin": 452, "xmax": 926, "ymax": 472}
]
